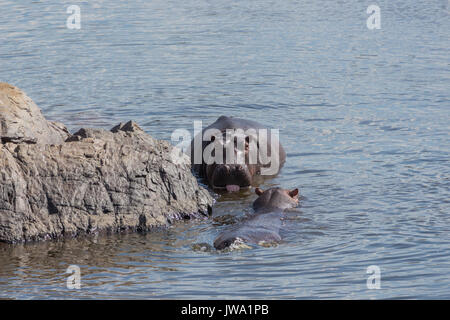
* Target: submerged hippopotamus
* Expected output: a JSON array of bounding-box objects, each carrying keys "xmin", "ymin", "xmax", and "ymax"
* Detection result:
[
  {"xmin": 214, "ymin": 187, "xmax": 299, "ymax": 250},
  {"xmin": 189, "ymin": 116, "xmax": 286, "ymax": 192}
]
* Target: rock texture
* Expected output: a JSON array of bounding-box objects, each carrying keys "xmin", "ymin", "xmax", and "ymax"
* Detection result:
[
  {"xmin": 0, "ymin": 83, "xmax": 213, "ymax": 243},
  {"xmin": 0, "ymin": 82, "xmax": 70, "ymax": 144}
]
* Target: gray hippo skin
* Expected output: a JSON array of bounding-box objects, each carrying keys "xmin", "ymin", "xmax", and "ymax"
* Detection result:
[
  {"xmin": 189, "ymin": 116, "xmax": 286, "ymax": 192},
  {"xmin": 214, "ymin": 187, "xmax": 299, "ymax": 250}
]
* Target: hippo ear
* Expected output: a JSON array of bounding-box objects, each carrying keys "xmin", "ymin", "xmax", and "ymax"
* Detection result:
[
  {"xmin": 289, "ymin": 188, "xmax": 299, "ymax": 198},
  {"xmin": 255, "ymin": 188, "xmax": 264, "ymax": 196}
]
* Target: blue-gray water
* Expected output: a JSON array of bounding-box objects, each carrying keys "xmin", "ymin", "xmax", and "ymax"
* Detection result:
[{"xmin": 0, "ymin": 0, "xmax": 449, "ymax": 299}]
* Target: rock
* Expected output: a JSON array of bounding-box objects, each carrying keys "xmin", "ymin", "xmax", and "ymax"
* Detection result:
[
  {"xmin": 0, "ymin": 83, "xmax": 214, "ymax": 243},
  {"xmin": 110, "ymin": 120, "xmax": 141, "ymax": 133},
  {"xmin": 0, "ymin": 82, "xmax": 70, "ymax": 145}
]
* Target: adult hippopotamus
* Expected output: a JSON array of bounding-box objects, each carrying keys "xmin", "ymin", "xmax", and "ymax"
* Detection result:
[
  {"xmin": 214, "ymin": 187, "xmax": 299, "ymax": 250},
  {"xmin": 189, "ymin": 116, "xmax": 286, "ymax": 192}
]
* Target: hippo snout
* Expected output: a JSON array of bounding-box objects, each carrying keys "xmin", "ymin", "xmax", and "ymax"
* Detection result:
[
  {"xmin": 209, "ymin": 164, "xmax": 252, "ymax": 191},
  {"xmin": 214, "ymin": 235, "xmax": 238, "ymax": 250}
]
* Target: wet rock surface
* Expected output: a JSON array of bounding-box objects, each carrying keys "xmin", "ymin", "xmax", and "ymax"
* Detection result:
[{"xmin": 0, "ymin": 83, "xmax": 213, "ymax": 243}]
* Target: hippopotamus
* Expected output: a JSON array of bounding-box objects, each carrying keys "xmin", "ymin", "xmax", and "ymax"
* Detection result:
[
  {"xmin": 214, "ymin": 187, "xmax": 299, "ymax": 250},
  {"xmin": 189, "ymin": 116, "xmax": 286, "ymax": 192}
]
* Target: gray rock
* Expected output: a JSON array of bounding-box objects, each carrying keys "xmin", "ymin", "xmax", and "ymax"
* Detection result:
[
  {"xmin": 0, "ymin": 83, "xmax": 214, "ymax": 243},
  {"xmin": 0, "ymin": 82, "xmax": 70, "ymax": 145}
]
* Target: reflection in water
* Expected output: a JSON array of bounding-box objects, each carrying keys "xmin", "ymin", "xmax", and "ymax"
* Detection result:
[{"xmin": 0, "ymin": 0, "xmax": 449, "ymax": 299}]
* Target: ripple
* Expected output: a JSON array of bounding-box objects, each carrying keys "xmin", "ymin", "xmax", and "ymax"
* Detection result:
[{"xmin": 0, "ymin": 0, "xmax": 449, "ymax": 299}]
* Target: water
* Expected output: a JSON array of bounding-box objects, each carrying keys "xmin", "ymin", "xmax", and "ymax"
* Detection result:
[{"xmin": 0, "ymin": 0, "xmax": 449, "ymax": 299}]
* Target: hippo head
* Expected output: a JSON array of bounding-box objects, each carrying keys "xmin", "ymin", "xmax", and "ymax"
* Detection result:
[
  {"xmin": 253, "ymin": 187, "xmax": 299, "ymax": 212},
  {"xmin": 204, "ymin": 130, "xmax": 258, "ymax": 192}
]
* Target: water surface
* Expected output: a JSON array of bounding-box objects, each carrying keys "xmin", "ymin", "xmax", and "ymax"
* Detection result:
[{"xmin": 0, "ymin": 0, "xmax": 449, "ymax": 299}]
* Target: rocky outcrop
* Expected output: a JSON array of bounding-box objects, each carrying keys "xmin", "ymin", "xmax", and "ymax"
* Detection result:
[
  {"xmin": 0, "ymin": 83, "xmax": 213, "ymax": 243},
  {"xmin": 0, "ymin": 83, "xmax": 70, "ymax": 144}
]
